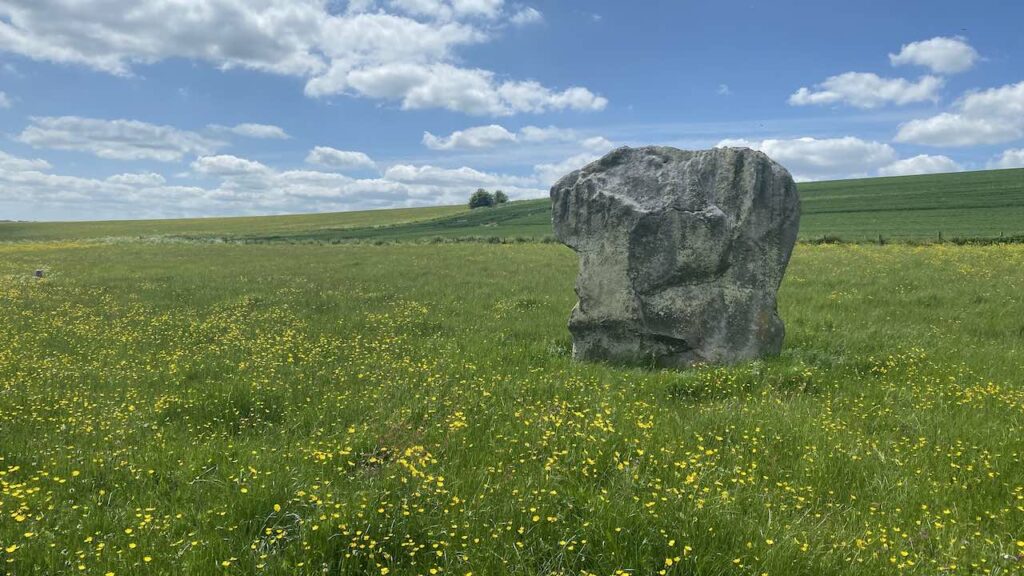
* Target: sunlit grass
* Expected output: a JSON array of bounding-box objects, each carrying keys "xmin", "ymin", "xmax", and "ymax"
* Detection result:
[
  {"xmin": 0, "ymin": 205, "xmax": 467, "ymax": 243},
  {"xmin": 4, "ymin": 168, "xmax": 1024, "ymax": 245},
  {"xmin": 1, "ymin": 241, "xmax": 1022, "ymax": 575}
]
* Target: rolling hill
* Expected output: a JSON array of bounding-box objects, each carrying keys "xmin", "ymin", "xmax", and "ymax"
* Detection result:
[{"xmin": 3, "ymin": 167, "xmax": 1023, "ymax": 243}]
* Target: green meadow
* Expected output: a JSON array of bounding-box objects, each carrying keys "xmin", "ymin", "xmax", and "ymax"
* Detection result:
[
  {"xmin": 1, "ymin": 168, "xmax": 1024, "ymax": 575},
  {"xmin": 3, "ymin": 168, "xmax": 1024, "ymax": 245},
  {"xmin": 274, "ymin": 167, "xmax": 1024, "ymax": 244},
  {"xmin": 0, "ymin": 205, "xmax": 466, "ymax": 243}
]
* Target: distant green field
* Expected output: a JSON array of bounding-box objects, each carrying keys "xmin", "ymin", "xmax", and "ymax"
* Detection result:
[
  {"xmin": 3, "ymin": 167, "xmax": 1023, "ymax": 244},
  {"xmin": 238, "ymin": 200, "xmax": 557, "ymax": 243},
  {"xmin": 0, "ymin": 204, "xmax": 467, "ymax": 242},
  {"xmin": 2, "ymin": 240, "xmax": 1023, "ymax": 575},
  {"xmin": 800, "ymin": 168, "xmax": 1024, "ymax": 241},
  {"xmin": 204, "ymin": 167, "xmax": 1024, "ymax": 244},
  {"xmin": 231, "ymin": 167, "xmax": 1024, "ymax": 244}
]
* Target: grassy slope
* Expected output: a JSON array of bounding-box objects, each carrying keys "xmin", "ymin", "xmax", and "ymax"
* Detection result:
[
  {"xmin": 1, "ymin": 240, "xmax": 1022, "ymax": 575},
  {"xmin": 4, "ymin": 168, "xmax": 1024, "ymax": 244},
  {"xmin": 0, "ymin": 204, "xmax": 467, "ymax": 242},
  {"xmin": 232, "ymin": 168, "xmax": 1024, "ymax": 244},
  {"xmin": 801, "ymin": 168, "xmax": 1024, "ymax": 240}
]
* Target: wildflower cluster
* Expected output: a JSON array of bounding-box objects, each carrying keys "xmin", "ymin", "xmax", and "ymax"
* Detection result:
[{"xmin": 0, "ymin": 241, "xmax": 1022, "ymax": 575}]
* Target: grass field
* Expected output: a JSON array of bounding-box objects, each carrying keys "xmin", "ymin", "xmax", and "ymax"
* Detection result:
[
  {"xmin": 236, "ymin": 168, "xmax": 1024, "ymax": 244},
  {"xmin": 2, "ymin": 167, "xmax": 1023, "ymax": 245},
  {"xmin": 0, "ymin": 205, "xmax": 467, "ymax": 243},
  {"xmin": 2, "ymin": 166, "xmax": 1024, "ymax": 575},
  {"xmin": 1, "ymin": 237, "xmax": 1023, "ymax": 575}
]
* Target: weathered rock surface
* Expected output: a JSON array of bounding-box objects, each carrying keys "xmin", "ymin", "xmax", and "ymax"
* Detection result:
[{"xmin": 551, "ymin": 146, "xmax": 800, "ymax": 367}]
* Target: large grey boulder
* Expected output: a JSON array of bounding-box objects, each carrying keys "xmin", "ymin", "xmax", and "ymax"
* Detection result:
[{"xmin": 551, "ymin": 146, "xmax": 800, "ymax": 368}]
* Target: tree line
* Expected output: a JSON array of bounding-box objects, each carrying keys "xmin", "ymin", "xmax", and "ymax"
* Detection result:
[{"xmin": 468, "ymin": 189, "xmax": 509, "ymax": 209}]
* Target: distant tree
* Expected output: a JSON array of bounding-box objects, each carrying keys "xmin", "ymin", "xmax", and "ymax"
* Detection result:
[
  {"xmin": 494, "ymin": 190, "xmax": 508, "ymax": 204},
  {"xmin": 468, "ymin": 188, "xmax": 495, "ymax": 209}
]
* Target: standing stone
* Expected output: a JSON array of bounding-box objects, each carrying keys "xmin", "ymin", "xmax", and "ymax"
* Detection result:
[{"xmin": 551, "ymin": 146, "xmax": 800, "ymax": 368}]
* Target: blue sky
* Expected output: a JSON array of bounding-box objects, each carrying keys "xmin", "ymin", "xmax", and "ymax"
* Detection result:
[{"xmin": 0, "ymin": 0, "xmax": 1022, "ymax": 220}]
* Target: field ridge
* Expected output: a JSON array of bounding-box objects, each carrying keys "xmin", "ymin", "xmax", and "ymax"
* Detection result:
[{"xmin": 3, "ymin": 167, "xmax": 1024, "ymax": 244}]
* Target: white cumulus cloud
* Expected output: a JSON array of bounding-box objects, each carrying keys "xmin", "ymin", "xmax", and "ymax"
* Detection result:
[
  {"xmin": 717, "ymin": 136, "xmax": 898, "ymax": 181},
  {"xmin": 0, "ymin": 1, "xmax": 606, "ymax": 117},
  {"xmin": 510, "ymin": 7, "xmax": 543, "ymax": 26},
  {"xmin": 895, "ymin": 80, "xmax": 1024, "ymax": 146},
  {"xmin": 308, "ymin": 60, "xmax": 606, "ymax": 115},
  {"xmin": 0, "ymin": 146, "xmax": 547, "ymax": 220},
  {"xmin": 423, "ymin": 123, "xmax": 610, "ymax": 153},
  {"xmin": 0, "ymin": 149, "xmax": 209, "ymax": 219},
  {"xmin": 210, "ymin": 123, "xmax": 290, "ymax": 139},
  {"xmin": 878, "ymin": 155, "xmax": 961, "ymax": 177},
  {"xmin": 105, "ymin": 172, "xmax": 167, "ymax": 186},
  {"xmin": 534, "ymin": 152, "xmax": 604, "ymax": 187},
  {"xmin": 0, "ymin": 0, "xmax": 326, "ymax": 77},
  {"xmin": 192, "ymin": 155, "xmax": 271, "ymax": 176},
  {"xmin": 894, "ymin": 113, "xmax": 1019, "ymax": 147},
  {"xmin": 789, "ymin": 72, "xmax": 943, "ymax": 109},
  {"xmin": 383, "ymin": 163, "xmax": 535, "ymax": 187},
  {"xmin": 889, "ymin": 36, "xmax": 980, "ymax": 74},
  {"xmin": 452, "ymin": 0, "xmax": 505, "ymax": 18},
  {"xmin": 423, "ymin": 124, "xmax": 517, "ymax": 150},
  {"xmin": 580, "ymin": 136, "xmax": 614, "ymax": 152},
  {"xmin": 17, "ymin": 116, "xmax": 224, "ymax": 162},
  {"xmin": 518, "ymin": 125, "xmax": 578, "ymax": 143},
  {"xmin": 0, "ymin": 150, "xmax": 50, "ymax": 172},
  {"xmin": 305, "ymin": 147, "xmax": 377, "ymax": 170},
  {"xmin": 388, "ymin": 0, "xmax": 506, "ymax": 20},
  {"xmin": 987, "ymin": 149, "xmax": 1024, "ymax": 170}
]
